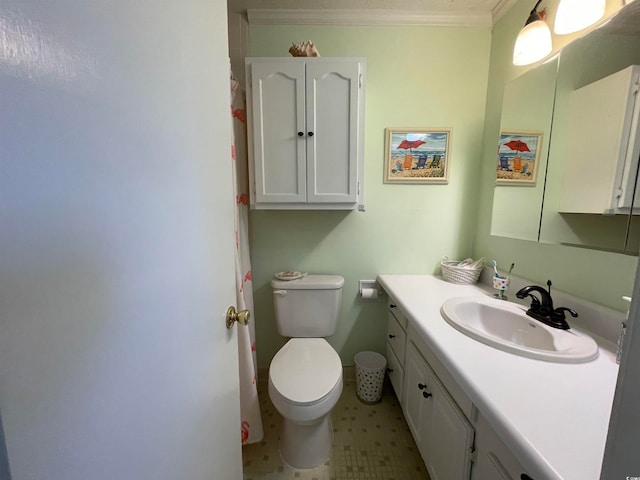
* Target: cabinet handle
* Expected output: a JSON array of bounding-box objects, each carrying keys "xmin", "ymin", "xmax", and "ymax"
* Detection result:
[
  {"xmin": 418, "ymin": 383, "xmax": 427, "ymax": 390},
  {"xmin": 422, "ymin": 391, "xmax": 432, "ymax": 399},
  {"xmin": 388, "ymin": 334, "xmax": 396, "ymax": 339},
  {"xmin": 308, "ymin": 131, "xmax": 314, "ymax": 137},
  {"xmin": 387, "ymin": 367, "xmax": 394, "ymax": 373},
  {"xmin": 297, "ymin": 132, "xmax": 304, "ymax": 137},
  {"xmin": 389, "ymin": 304, "xmax": 397, "ymax": 308}
]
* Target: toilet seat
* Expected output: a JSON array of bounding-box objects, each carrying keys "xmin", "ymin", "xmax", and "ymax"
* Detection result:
[{"xmin": 269, "ymin": 338, "xmax": 342, "ymax": 405}]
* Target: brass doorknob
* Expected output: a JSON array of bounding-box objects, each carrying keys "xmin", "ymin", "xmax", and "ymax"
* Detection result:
[{"xmin": 226, "ymin": 306, "xmax": 250, "ymax": 328}]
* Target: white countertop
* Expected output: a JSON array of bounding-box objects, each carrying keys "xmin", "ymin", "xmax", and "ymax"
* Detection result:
[{"xmin": 377, "ymin": 274, "xmax": 620, "ymax": 480}]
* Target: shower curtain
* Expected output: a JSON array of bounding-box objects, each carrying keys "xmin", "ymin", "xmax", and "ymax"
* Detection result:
[{"xmin": 231, "ymin": 75, "xmax": 264, "ymax": 445}]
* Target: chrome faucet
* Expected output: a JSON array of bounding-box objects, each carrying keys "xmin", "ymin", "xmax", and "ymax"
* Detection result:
[{"xmin": 515, "ymin": 280, "xmax": 578, "ymax": 330}]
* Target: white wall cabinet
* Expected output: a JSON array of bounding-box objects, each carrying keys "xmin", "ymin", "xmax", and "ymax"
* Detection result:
[
  {"xmin": 246, "ymin": 57, "xmax": 365, "ymax": 210},
  {"xmin": 559, "ymin": 65, "xmax": 640, "ymax": 215}
]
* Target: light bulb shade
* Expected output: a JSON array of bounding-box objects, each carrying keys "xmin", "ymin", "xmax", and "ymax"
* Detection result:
[
  {"xmin": 554, "ymin": 0, "xmax": 605, "ymax": 35},
  {"xmin": 513, "ymin": 20, "xmax": 553, "ymax": 66}
]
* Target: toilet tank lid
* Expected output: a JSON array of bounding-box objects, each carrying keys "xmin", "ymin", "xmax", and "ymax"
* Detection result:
[{"xmin": 271, "ymin": 274, "xmax": 344, "ymax": 290}]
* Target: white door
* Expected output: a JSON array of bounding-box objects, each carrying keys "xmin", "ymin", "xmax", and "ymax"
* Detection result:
[{"xmin": 0, "ymin": 2, "xmax": 242, "ymax": 480}]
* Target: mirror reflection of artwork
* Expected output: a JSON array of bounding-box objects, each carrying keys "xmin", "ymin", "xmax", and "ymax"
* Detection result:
[
  {"xmin": 384, "ymin": 128, "xmax": 451, "ymax": 184},
  {"xmin": 496, "ymin": 131, "xmax": 542, "ymax": 185}
]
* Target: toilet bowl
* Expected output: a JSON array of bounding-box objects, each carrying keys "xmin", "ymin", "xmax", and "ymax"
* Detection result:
[{"xmin": 268, "ymin": 337, "xmax": 343, "ymax": 468}]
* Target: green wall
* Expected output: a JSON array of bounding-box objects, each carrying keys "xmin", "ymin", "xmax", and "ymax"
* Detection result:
[
  {"xmin": 248, "ymin": 25, "xmax": 491, "ymax": 367},
  {"xmin": 473, "ymin": 0, "xmax": 637, "ymax": 314}
]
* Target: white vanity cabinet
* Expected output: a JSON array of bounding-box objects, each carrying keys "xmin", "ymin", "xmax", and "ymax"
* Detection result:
[
  {"xmin": 403, "ymin": 328, "xmax": 475, "ymax": 480},
  {"xmin": 245, "ymin": 57, "xmax": 365, "ymax": 210},
  {"xmin": 386, "ymin": 298, "xmax": 407, "ymax": 402},
  {"xmin": 472, "ymin": 414, "xmax": 534, "ymax": 480}
]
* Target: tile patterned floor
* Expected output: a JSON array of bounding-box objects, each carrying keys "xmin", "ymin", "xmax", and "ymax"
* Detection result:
[{"xmin": 242, "ymin": 379, "xmax": 430, "ymax": 480}]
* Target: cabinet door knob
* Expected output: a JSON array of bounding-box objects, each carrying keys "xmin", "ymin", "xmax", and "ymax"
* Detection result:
[
  {"xmin": 297, "ymin": 131, "xmax": 304, "ymax": 137},
  {"xmin": 422, "ymin": 391, "xmax": 432, "ymax": 399},
  {"xmin": 418, "ymin": 383, "xmax": 427, "ymax": 390},
  {"xmin": 308, "ymin": 131, "xmax": 314, "ymax": 137},
  {"xmin": 389, "ymin": 304, "xmax": 397, "ymax": 309},
  {"xmin": 387, "ymin": 367, "xmax": 394, "ymax": 373},
  {"xmin": 388, "ymin": 334, "xmax": 396, "ymax": 339}
]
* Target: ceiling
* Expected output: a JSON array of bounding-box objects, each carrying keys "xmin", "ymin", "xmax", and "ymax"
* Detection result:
[{"xmin": 228, "ymin": 0, "xmax": 517, "ymax": 22}]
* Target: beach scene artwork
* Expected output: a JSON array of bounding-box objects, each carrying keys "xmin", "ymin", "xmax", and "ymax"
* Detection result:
[
  {"xmin": 496, "ymin": 131, "xmax": 542, "ymax": 185},
  {"xmin": 384, "ymin": 128, "xmax": 451, "ymax": 184}
]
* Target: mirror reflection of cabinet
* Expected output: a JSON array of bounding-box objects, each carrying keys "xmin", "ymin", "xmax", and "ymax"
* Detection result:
[
  {"xmin": 491, "ymin": 2, "xmax": 640, "ymax": 255},
  {"xmin": 490, "ymin": 58, "xmax": 557, "ymax": 241},
  {"xmin": 557, "ymin": 65, "xmax": 640, "ymax": 215},
  {"xmin": 539, "ymin": 13, "xmax": 640, "ymax": 254}
]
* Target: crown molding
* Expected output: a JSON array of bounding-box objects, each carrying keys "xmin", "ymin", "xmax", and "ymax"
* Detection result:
[
  {"xmin": 247, "ymin": 8, "xmax": 493, "ymax": 27},
  {"xmin": 491, "ymin": 0, "xmax": 519, "ymax": 24}
]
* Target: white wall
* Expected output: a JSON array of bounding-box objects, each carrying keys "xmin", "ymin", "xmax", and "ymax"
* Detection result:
[{"xmin": 0, "ymin": 1, "xmax": 239, "ymax": 479}]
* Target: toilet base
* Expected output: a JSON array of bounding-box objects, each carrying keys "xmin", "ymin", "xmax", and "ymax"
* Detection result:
[{"xmin": 280, "ymin": 414, "xmax": 332, "ymax": 469}]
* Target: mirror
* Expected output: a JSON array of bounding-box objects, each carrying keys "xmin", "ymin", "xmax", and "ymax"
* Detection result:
[
  {"xmin": 492, "ymin": 1, "xmax": 640, "ymax": 255},
  {"xmin": 491, "ymin": 57, "xmax": 558, "ymax": 241},
  {"xmin": 539, "ymin": 3, "xmax": 640, "ymax": 254}
]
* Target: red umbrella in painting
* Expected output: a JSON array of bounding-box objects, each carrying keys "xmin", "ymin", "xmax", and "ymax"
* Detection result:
[
  {"xmin": 504, "ymin": 139, "xmax": 530, "ymax": 152},
  {"xmin": 397, "ymin": 139, "xmax": 426, "ymax": 153},
  {"xmin": 396, "ymin": 138, "xmax": 426, "ymax": 170}
]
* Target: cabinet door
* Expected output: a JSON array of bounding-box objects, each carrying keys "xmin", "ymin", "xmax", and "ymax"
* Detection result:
[
  {"xmin": 403, "ymin": 343, "xmax": 432, "ymax": 447},
  {"xmin": 386, "ymin": 343, "xmax": 404, "ymax": 403},
  {"xmin": 250, "ymin": 62, "xmax": 306, "ymax": 203},
  {"xmin": 405, "ymin": 343, "xmax": 474, "ymax": 480},
  {"xmin": 423, "ymin": 372, "xmax": 474, "ymax": 480},
  {"xmin": 472, "ymin": 414, "xmax": 532, "ymax": 480},
  {"xmin": 305, "ymin": 61, "xmax": 360, "ymax": 204}
]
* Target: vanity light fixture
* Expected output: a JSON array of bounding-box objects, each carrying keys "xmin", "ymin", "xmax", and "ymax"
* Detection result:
[
  {"xmin": 554, "ymin": 0, "xmax": 605, "ymax": 34},
  {"xmin": 513, "ymin": 0, "xmax": 553, "ymax": 66}
]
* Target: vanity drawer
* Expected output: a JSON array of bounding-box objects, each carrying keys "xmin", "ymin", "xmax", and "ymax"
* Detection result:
[
  {"xmin": 386, "ymin": 343, "xmax": 404, "ymax": 402},
  {"xmin": 388, "ymin": 298, "xmax": 408, "ymax": 329},
  {"xmin": 387, "ymin": 311, "xmax": 407, "ymax": 364}
]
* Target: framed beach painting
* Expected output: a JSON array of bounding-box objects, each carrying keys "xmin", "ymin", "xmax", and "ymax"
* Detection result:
[
  {"xmin": 384, "ymin": 128, "xmax": 451, "ymax": 184},
  {"xmin": 496, "ymin": 131, "xmax": 542, "ymax": 185}
]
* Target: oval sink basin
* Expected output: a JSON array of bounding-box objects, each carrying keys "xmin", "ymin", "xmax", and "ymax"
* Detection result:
[{"xmin": 440, "ymin": 296, "xmax": 599, "ymax": 363}]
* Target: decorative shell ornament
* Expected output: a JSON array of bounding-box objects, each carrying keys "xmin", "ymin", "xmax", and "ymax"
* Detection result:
[{"xmin": 288, "ymin": 40, "xmax": 320, "ymax": 57}]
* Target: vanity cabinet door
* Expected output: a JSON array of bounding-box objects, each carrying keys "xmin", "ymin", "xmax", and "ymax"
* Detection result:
[
  {"xmin": 404, "ymin": 342, "xmax": 433, "ymax": 447},
  {"xmin": 425, "ymin": 372, "xmax": 474, "ymax": 480},
  {"xmin": 404, "ymin": 343, "xmax": 474, "ymax": 480},
  {"xmin": 386, "ymin": 343, "xmax": 404, "ymax": 403},
  {"xmin": 472, "ymin": 414, "xmax": 532, "ymax": 480}
]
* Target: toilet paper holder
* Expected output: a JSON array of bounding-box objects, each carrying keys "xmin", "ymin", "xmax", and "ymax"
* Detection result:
[{"xmin": 359, "ymin": 280, "xmax": 380, "ymax": 300}]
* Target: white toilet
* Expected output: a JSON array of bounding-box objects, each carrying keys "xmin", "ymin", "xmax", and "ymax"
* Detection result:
[{"xmin": 268, "ymin": 274, "xmax": 344, "ymax": 469}]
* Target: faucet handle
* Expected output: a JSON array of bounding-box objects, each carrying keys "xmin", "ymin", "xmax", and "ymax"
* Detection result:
[{"xmin": 553, "ymin": 306, "xmax": 578, "ymax": 320}]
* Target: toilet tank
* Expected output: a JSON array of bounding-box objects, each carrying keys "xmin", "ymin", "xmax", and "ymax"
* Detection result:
[{"xmin": 271, "ymin": 275, "xmax": 344, "ymax": 337}]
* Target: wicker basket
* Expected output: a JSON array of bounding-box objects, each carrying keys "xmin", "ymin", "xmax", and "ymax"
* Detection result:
[{"xmin": 441, "ymin": 259, "xmax": 483, "ymax": 285}]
